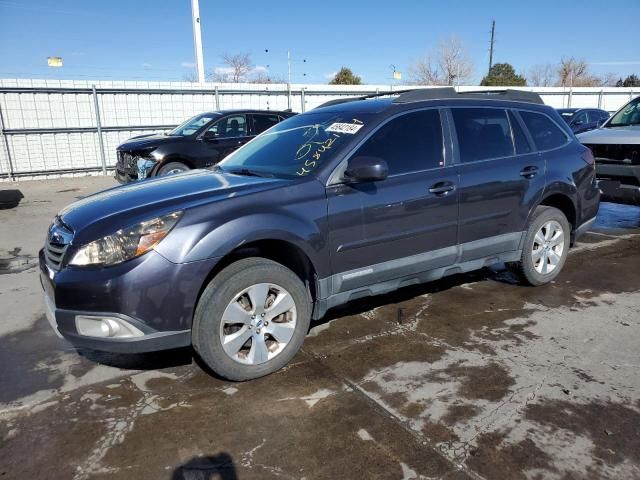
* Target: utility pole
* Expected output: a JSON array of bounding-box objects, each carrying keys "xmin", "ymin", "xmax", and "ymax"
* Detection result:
[
  {"xmin": 287, "ymin": 50, "xmax": 291, "ymax": 85},
  {"xmin": 488, "ymin": 19, "xmax": 495, "ymax": 75},
  {"xmin": 191, "ymin": 0, "xmax": 205, "ymax": 84}
]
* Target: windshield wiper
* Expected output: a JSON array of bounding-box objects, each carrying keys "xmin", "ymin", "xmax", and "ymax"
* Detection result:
[{"xmin": 224, "ymin": 168, "xmax": 274, "ymax": 178}]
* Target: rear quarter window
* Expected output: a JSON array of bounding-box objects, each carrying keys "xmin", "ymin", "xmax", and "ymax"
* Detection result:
[{"xmin": 519, "ymin": 111, "xmax": 568, "ymax": 151}]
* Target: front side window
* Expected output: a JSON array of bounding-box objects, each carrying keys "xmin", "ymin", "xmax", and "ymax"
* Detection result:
[
  {"xmin": 519, "ymin": 111, "xmax": 568, "ymax": 151},
  {"xmin": 606, "ymin": 97, "xmax": 640, "ymax": 127},
  {"xmin": 219, "ymin": 112, "xmax": 373, "ymax": 179},
  {"xmin": 208, "ymin": 115, "xmax": 247, "ymax": 138},
  {"xmin": 168, "ymin": 113, "xmax": 217, "ymax": 136},
  {"xmin": 452, "ymin": 108, "xmax": 514, "ymax": 162},
  {"xmin": 352, "ymin": 109, "xmax": 444, "ymax": 175}
]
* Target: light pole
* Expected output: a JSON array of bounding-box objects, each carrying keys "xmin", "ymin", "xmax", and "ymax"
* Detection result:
[
  {"xmin": 264, "ymin": 49, "xmax": 307, "ymax": 84},
  {"xmin": 191, "ymin": 0, "xmax": 205, "ymax": 83}
]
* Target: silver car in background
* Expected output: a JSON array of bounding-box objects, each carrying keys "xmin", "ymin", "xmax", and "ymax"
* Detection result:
[{"xmin": 578, "ymin": 96, "xmax": 640, "ymax": 205}]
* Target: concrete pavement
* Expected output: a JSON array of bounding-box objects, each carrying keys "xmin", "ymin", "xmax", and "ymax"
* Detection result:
[{"xmin": 1, "ymin": 176, "xmax": 639, "ymax": 479}]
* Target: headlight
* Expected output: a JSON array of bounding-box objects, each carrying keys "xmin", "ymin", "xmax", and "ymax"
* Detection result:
[{"xmin": 69, "ymin": 211, "xmax": 183, "ymax": 267}]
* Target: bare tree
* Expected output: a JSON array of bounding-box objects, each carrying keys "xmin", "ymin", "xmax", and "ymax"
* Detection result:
[
  {"xmin": 599, "ymin": 72, "xmax": 619, "ymax": 87},
  {"xmin": 408, "ymin": 54, "xmax": 443, "ymax": 85},
  {"xmin": 527, "ymin": 64, "xmax": 556, "ymax": 87},
  {"xmin": 556, "ymin": 57, "xmax": 601, "ymax": 87},
  {"xmin": 209, "ymin": 53, "xmax": 253, "ymax": 83},
  {"xmin": 437, "ymin": 37, "xmax": 474, "ymax": 85},
  {"xmin": 409, "ymin": 36, "xmax": 474, "ymax": 86},
  {"xmin": 248, "ymin": 72, "xmax": 286, "ymax": 84}
]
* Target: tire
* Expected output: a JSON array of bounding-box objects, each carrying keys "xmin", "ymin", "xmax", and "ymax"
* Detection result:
[
  {"xmin": 192, "ymin": 257, "xmax": 311, "ymax": 381},
  {"xmin": 157, "ymin": 161, "xmax": 189, "ymax": 176},
  {"xmin": 508, "ymin": 206, "xmax": 571, "ymax": 286}
]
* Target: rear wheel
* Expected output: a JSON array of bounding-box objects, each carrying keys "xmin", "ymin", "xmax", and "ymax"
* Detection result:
[
  {"xmin": 157, "ymin": 161, "xmax": 189, "ymax": 176},
  {"xmin": 192, "ymin": 258, "xmax": 311, "ymax": 381},
  {"xmin": 509, "ymin": 206, "xmax": 571, "ymax": 286}
]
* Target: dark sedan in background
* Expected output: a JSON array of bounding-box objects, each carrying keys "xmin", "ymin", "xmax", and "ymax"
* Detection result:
[
  {"xmin": 557, "ymin": 108, "xmax": 610, "ymax": 134},
  {"xmin": 115, "ymin": 109, "xmax": 296, "ymax": 183}
]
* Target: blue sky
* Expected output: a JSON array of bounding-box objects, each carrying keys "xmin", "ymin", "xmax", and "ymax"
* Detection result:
[{"xmin": 1, "ymin": 0, "xmax": 639, "ymax": 84}]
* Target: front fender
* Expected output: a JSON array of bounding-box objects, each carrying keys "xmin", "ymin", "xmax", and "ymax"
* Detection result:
[{"xmin": 155, "ymin": 211, "xmax": 329, "ymax": 277}]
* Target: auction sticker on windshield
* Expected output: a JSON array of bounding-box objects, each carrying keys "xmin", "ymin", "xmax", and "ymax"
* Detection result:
[{"xmin": 326, "ymin": 122, "xmax": 364, "ymax": 134}]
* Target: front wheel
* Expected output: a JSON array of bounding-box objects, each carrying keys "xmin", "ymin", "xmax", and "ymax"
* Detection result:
[
  {"xmin": 508, "ymin": 206, "xmax": 571, "ymax": 286},
  {"xmin": 192, "ymin": 258, "xmax": 311, "ymax": 381}
]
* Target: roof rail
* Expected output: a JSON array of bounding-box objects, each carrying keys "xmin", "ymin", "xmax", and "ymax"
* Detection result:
[
  {"xmin": 462, "ymin": 89, "xmax": 544, "ymax": 104},
  {"xmin": 393, "ymin": 88, "xmax": 544, "ymax": 104},
  {"xmin": 315, "ymin": 89, "xmax": 414, "ymax": 109},
  {"xmin": 315, "ymin": 88, "xmax": 544, "ymax": 110}
]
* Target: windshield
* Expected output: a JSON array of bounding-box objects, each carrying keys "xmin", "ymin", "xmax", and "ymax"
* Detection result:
[
  {"xmin": 606, "ymin": 97, "xmax": 640, "ymax": 127},
  {"xmin": 218, "ymin": 112, "xmax": 371, "ymax": 178},
  {"xmin": 169, "ymin": 113, "xmax": 217, "ymax": 136}
]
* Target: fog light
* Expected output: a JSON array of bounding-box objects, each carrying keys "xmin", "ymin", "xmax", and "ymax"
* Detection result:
[{"xmin": 75, "ymin": 315, "xmax": 144, "ymax": 338}]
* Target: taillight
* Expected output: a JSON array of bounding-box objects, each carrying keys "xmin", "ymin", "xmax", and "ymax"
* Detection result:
[{"xmin": 581, "ymin": 147, "xmax": 595, "ymax": 165}]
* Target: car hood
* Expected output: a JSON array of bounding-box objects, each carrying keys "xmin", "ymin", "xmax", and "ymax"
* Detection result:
[
  {"xmin": 577, "ymin": 125, "xmax": 640, "ymax": 145},
  {"xmin": 117, "ymin": 133, "xmax": 180, "ymax": 151},
  {"xmin": 58, "ymin": 169, "xmax": 288, "ymax": 245}
]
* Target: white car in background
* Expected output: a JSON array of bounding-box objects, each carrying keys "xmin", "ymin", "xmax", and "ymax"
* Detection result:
[{"xmin": 578, "ymin": 96, "xmax": 640, "ymax": 205}]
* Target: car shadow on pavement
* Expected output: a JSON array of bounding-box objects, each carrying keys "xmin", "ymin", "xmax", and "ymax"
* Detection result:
[
  {"xmin": 171, "ymin": 453, "xmax": 238, "ymax": 480},
  {"xmin": 77, "ymin": 346, "xmax": 194, "ymax": 370}
]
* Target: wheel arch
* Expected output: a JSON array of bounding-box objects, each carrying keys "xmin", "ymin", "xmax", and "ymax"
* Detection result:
[
  {"xmin": 194, "ymin": 238, "xmax": 319, "ymax": 319},
  {"xmin": 151, "ymin": 156, "xmax": 195, "ymax": 175},
  {"xmin": 533, "ymin": 191, "xmax": 578, "ymax": 244}
]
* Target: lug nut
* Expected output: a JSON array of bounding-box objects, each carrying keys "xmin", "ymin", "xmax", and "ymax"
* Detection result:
[
  {"xmin": 264, "ymin": 321, "xmax": 269, "ymax": 326},
  {"xmin": 256, "ymin": 328, "xmax": 261, "ymax": 334},
  {"xmin": 261, "ymin": 313, "xmax": 265, "ymax": 317}
]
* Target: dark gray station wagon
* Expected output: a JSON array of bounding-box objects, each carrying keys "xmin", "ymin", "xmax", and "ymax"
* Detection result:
[{"xmin": 41, "ymin": 88, "xmax": 600, "ymax": 380}]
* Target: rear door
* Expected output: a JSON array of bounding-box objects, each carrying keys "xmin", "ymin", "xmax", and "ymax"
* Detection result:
[
  {"xmin": 249, "ymin": 113, "xmax": 283, "ymax": 136},
  {"xmin": 450, "ymin": 107, "xmax": 545, "ymax": 261},
  {"xmin": 326, "ymin": 109, "xmax": 459, "ymax": 293}
]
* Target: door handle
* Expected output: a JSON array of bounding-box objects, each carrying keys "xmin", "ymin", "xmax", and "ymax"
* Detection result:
[
  {"xmin": 520, "ymin": 166, "xmax": 539, "ymax": 179},
  {"xmin": 428, "ymin": 181, "xmax": 455, "ymax": 196}
]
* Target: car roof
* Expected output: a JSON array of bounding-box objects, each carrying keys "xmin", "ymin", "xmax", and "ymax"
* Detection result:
[
  {"xmin": 314, "ymin": 95, "xmax": 552, "ymax": 117},
  {"xmin": 211, "ymin": 109, "xmax": 293, "ymax": 115}
]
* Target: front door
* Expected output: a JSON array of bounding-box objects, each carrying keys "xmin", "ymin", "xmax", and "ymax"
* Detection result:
[
  {"xmin": 201, "ymin": 114, "xmax": 251, "ymax": 165},
  {"xmin": 326, "ymin": 109, "xmax": 459, "ymax": 294}
]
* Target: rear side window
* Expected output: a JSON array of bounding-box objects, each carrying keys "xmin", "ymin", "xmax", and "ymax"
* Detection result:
[
  {"xmin": 353, "ymin": 109, "xmax": 443, "ymax": 175},
  {"xmin": 519, "ymin": 111, "xmax": 568, "ymax": 151},
  {"xmin": 508, "ymin": 111, "xmax": 532, "ymax": 154},
  {"xmin": 451, "ymin": 108, "xmax": 514, "ymax": 162},
  {"xmin": 252, "ymin": 114, "xmax": 281, "ymax": 135}
]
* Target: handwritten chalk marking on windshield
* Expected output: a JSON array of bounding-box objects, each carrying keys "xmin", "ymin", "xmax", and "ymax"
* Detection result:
[{"xmin": 326, "ymin": 123, "xmax": 364, "ymax": 134}]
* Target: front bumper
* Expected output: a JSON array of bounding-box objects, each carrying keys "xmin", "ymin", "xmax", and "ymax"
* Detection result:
[
  {"xmin": 596, "ymin": 162, "xmax": 640, "ymax": 205},
  {"xmin": 39, "ymin": 249, "xmax": 220, "ymax": 353}
]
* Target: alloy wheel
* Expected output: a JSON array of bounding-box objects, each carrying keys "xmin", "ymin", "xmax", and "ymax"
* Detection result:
[
  {"xmin": 219, "ymin": 283, "xmax": 297, "ymax": 365},
  {"xmin": 531, "ymin": 220, "xmax": 565, "ymax": 274}
]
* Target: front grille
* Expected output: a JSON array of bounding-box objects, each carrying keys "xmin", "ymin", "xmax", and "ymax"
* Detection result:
[
  {"xmin": 585, "ymin": 143, "xmax": 640, "ymax": 164},
  {"xmin": 44, "ymin": 218, "xmax": 73, "ymax": 271}
]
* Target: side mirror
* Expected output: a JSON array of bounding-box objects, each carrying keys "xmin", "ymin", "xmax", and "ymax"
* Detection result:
[
  {"xmin": 202, "ymin": 130, "xmax": 219, "ymax": 141},
  {"xmin": 344, "ymin": 156, "xmax": 388, "ymax": 182}
]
